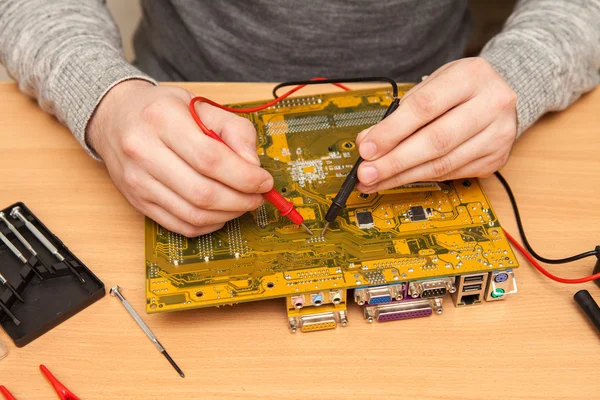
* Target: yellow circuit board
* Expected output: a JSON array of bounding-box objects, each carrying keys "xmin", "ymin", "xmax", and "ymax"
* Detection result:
[{"xmin": 145, "ymin": 86, "xmax": 519, "ymax": 313}]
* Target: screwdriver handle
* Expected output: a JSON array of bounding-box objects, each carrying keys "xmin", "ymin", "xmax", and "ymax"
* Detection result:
[{"xmin": 204, "ymin": 129, "xmax": 304, "ymax": 225}]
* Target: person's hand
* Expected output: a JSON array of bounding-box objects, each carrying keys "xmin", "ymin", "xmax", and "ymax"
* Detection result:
[
  {"xmin": 356, "ymin": 57, "xmax": 518, "ymax": 193},
  {"xmin": 87, "ymin": 80, "xmax": 273, "ymax": 237}
]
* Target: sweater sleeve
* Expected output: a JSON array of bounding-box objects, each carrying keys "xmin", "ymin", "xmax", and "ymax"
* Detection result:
[
  {"xmin": 0, "ymin": 0, "xmax": 157, "ymax": 158},
  {"xmin": 480, "ymin": 0, "xmax": 600, "ymax": 135}
]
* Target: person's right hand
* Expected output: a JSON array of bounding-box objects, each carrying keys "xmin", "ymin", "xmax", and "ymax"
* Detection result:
[{"xmin": 86, "ymin": 80, "xmax": 273, "ymax": 237}]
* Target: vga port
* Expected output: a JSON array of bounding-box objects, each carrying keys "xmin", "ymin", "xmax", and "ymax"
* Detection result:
[
  {"xmin": 354, "ymin": 283, "xmax": 404, "ymax": 305},
  {"xmin": 299, "ymin": 313, "xmax": 338, "ymax": 332},
  {"xmin": 408, "ymin": 277, "xmax": 456, "ymax": 298},
  {"xmin": 363, "ymin": 298, "xmax": 443, "ymax": 323}
]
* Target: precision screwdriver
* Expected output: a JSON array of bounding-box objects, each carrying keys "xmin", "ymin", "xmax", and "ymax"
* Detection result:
[
  {"xmin": 321, "ymin": 97, "xmax": 400, "ymax": 236},
  {"xmin": 0, "ymin": 229, "xmax": 44, "ymax": 281},
  {"xmin": 0, "ymin": 300, "xmax": 20, "ymax": 326},
  {"xmin": 10, "ymin": 207, "xmax": 85, "ymax": 283},
  {"xmin": 0, "ymin": 211, "xmax": 55, "ymax": 273},
  {"xmin": 0, "ymin": 272, "xmax": 24, "ymax": 303},
  {"xmin": 110, "ymin": 285, "xmax": 185, "ymax": 378}
]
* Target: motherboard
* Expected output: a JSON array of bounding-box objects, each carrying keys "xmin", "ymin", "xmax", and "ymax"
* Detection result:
[{"xmin": 145, "ymin": 86, "xmax": 519, "ymax": 332}]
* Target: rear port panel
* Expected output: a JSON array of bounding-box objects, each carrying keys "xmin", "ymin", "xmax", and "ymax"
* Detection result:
[{"xmin": 452, "ymin": 273, "xmax": 489, "ymax": 307}]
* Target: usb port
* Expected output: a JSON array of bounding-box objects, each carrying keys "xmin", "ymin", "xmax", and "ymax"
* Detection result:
[
  {"xmin": 462, "ymin": 284, "xmax": 482, "ymax": 292},
  {"xmin": 464, "ymin": 275, "xmax": 484, "ymax": 283}
]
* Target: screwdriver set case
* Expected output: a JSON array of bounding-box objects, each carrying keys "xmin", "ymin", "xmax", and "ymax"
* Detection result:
[{"xmin": 0, "ymin": 202, "xmax": 105, "ymax": 347}]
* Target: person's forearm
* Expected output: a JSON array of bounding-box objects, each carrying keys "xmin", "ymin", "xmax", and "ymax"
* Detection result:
[
  {"xmin": 0, "ymin": 0, "xmax": 156, "ymax": 158},
  {"xmin": 481, "ymin": 0, "xmax": 600, "ymax": 135}
]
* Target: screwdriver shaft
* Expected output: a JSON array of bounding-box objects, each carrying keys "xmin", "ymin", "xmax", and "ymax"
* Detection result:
[
  {"xmin": 10, "ymin": 207, "xmax": 84, "ymax": 283},
  {"xmin": 0, "ymin": 273, "xmax": 24, "ymax": 303},
  {"xmin": 0, "ymin": 211, "xmax": 55, "ymax": 273},
  {"xmin": 0, "ymin": 300, "xmax": 20, "ymax": 326},
  {"xmin": 0, "ymin": 231, "xmax": 28, "ymax": 264},
  {"xmin": 110, "ymin": 285, "xmax": 185, "ymax": 378}
]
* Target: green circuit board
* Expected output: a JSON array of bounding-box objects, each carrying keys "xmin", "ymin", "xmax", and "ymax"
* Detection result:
[{"xmin": 145, "ymin": 86, "xmax": 518, "ymax": 313}]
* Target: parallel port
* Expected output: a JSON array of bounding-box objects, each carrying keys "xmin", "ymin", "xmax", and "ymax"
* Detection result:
[{"xmin": 363, "ymin": 298, "xmax": 443, "ymax": 323}]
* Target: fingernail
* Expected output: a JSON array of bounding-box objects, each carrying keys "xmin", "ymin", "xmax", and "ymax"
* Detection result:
[
  {"xmin": 360, "ymin": 141, "xmax": 377, "ymax": 159},
  {"xmin": 356, "ymin": 127, "xmax": 373, "ymax": 144},
  {"xmin": 258, "ymin": 177, "xmax": 273, "ymax": 192},
  {"xmin": 243, "ymin": 143, "xmax": 260, "ymax": 165},
  {"xmin": 360, "ymin": 166, "xmax": 378, "ymax": 185}
]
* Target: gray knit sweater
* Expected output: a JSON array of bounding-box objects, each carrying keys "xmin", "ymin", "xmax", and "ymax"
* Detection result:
[{"xmin": 1, "ymin": 0, "xmax": 599, "ymax": 157}]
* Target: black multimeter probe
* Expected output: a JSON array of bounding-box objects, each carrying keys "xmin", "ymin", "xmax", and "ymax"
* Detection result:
[
  {"xmin": 272, "ymin": 77, "xmax": 401, "ymax": 237},
  {"xmin": 321, "ymin": 97, "xmax": 399, "ymax": 236}
]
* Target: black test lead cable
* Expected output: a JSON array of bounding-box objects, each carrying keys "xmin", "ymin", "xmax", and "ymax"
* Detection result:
[
  {"xmin": 494, "ymin": 171, "xmax": 600, "ymax": 264},
  {"xmin": 273, "ymin": 77, "xmax": 400, "ymax": 237}
]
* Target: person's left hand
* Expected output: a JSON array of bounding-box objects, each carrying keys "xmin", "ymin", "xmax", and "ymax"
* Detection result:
[{"xmin": 355, "ymin": 57, "xmax": 518, "ymax": 193}]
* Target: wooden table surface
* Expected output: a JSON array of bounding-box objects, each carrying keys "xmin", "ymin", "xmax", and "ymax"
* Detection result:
[{"xmin": 0, "ymin": 82, "xmax": 598, "ymax": 399}]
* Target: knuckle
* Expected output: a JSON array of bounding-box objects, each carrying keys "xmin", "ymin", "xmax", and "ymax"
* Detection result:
[
  {"xmin": 428, "ymin": 125, "xmax": 453, "ymax": 156},
  {"xmin": 235, "ymin": 116, "xmax": 256, "ymax": 132},
  {"xmin": 121, "ymin": 133, "xmax": 144, "ymax": 160},
  {"xmin": 245, "ymin": 195, "xmax": 263, "ymax": 211},
  {"xmin": 191, "ymin": 182, "xmax": 217, "ymax": 208},
  {"xmin": 189, "ymin": 210, "xmax": 209, "ymax": 227},
  {"xmin": 430, "ymin": 156, "xmax": 454, "ymax": 178},
  {"xmin": 172, "ymin": 86, "xmax": 194, "ymax": 101},
  {"xmin": 180, "ymin": 225, "xmax": 204, "ymax": 238},
  {"xmin": 494, "ymin": 87, "xmax": 518, "ymax": 111},
  {"xmin": 122, "ymin": 168, "xmax": 143, "ymax": 190},
  {"xmin": 141, "ymin": 101, "xmax": 168, "ymax": 127},
  {"xmin": 408, "ymin": 91, "xmax": 436, "ymax": 121},
  {"xmin": 195, "ymin": 147, "xmax": 220, "ymax": 172},
  {"xmin": 467, "ymin": 57, "xmax": 491, "ymax": 74},
  {"xmin": 388, "ymin": 156, "xmax": 406, "ymax": 177}
]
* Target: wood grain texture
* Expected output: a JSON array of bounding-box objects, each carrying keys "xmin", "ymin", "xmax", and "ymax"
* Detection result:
[{"xmin": 0, "ymin": 82, "xmax": 598, "ymax": 399}]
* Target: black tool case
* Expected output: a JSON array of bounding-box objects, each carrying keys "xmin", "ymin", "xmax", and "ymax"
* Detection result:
[{"xmin": 0, "ymin": 202, "xmax": 104, "ymax": 347}]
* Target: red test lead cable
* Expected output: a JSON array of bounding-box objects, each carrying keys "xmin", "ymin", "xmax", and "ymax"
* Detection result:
[
  {"xmin": 189, "ymin": 92, "xmax": 314, "ymax": 235},
  {"xmin": 503, "ymin": 229, "xmax": 600, "ymax": 284}
]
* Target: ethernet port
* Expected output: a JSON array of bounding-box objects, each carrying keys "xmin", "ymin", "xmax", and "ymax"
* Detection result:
[{"xmin": 460, "ymin": 294, "xmax": 480, "ymax": 305}]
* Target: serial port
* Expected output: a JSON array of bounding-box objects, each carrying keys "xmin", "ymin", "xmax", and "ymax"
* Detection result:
[{"xmin": 408, "ymin": 277, "xmax": 455, "ymax": 298}]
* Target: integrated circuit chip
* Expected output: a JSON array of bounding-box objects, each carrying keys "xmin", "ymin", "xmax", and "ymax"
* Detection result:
[
  {"xmin": 408, "ymin": 206, "xmax": 428, "ymax": 222},
  {"xmin": 356, "ymin": 210, "xmax": 375, "ymax": 229}
]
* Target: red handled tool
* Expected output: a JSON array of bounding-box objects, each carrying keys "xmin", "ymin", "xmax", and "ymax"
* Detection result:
[
  {"xmin": 189, "ymin": 96, "xmax": 313, "ymax": 236},
  {"xmin": 40, "ymin": 365, "xmax": 80, "ymax": 400},
  {"xmin": 0, "ymin": 386, "xmax": 16, "ymax": 400},
  {"xmin": 0, "ymin": 365, "xmax": 80, "ymax": 400}
]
